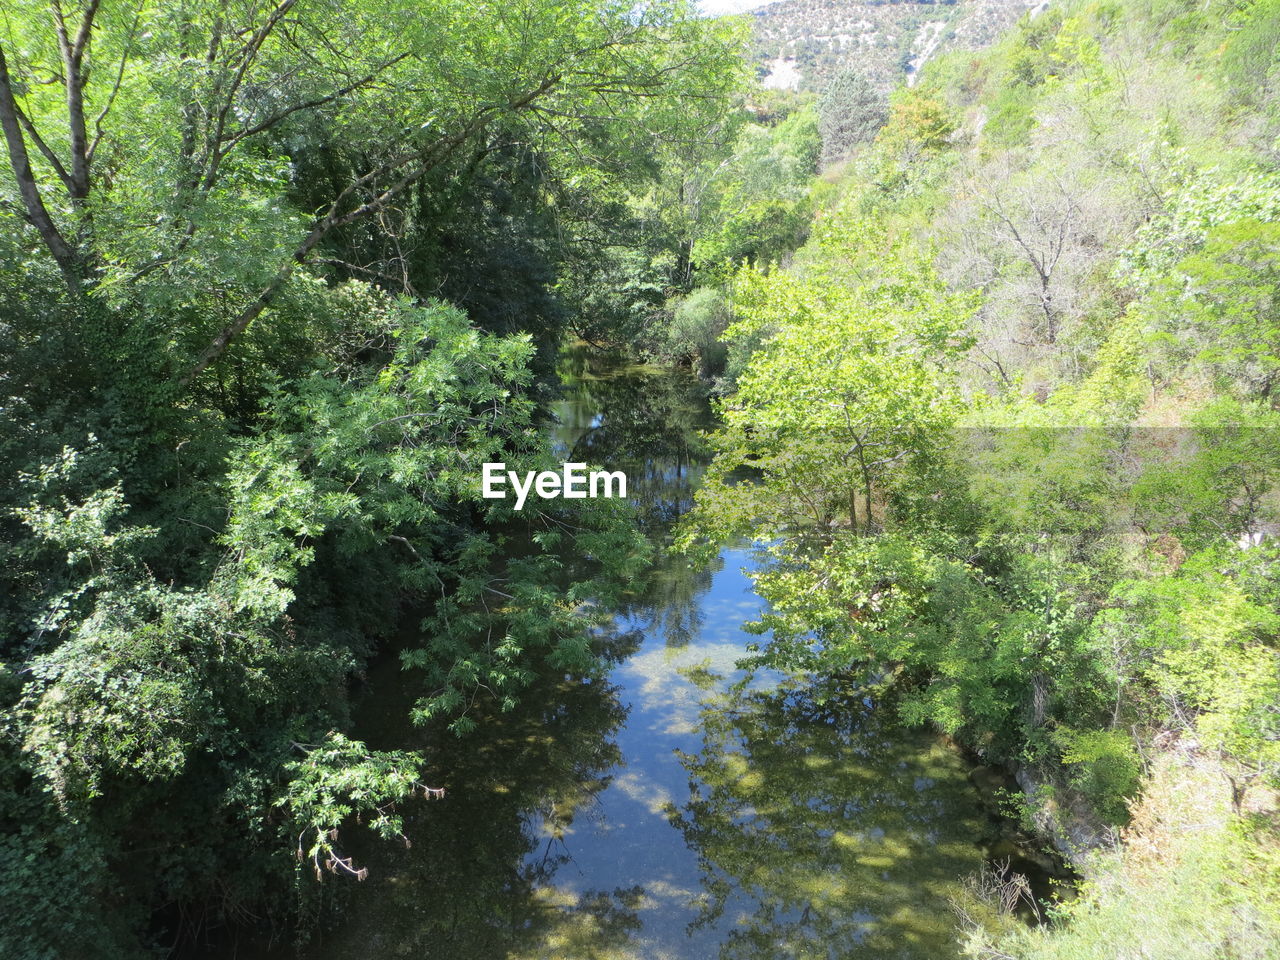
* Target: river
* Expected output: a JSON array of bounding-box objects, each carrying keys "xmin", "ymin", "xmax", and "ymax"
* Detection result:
[{"xmin": 238, "ymin": 346, "xmax": 1056, "ymax": 960}]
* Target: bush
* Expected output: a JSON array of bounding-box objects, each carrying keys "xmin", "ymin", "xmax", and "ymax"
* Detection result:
[
  {"xmin": 664, "ymin": 287, "xmax": 732, "ymax": 376},
  {"xmin": 962, "ymin": 755, "xmax": 1280, "ymax": 960},
  {"xmin": 1058, "ymin": 728, "xmax": 1143, "ymax": 825}
]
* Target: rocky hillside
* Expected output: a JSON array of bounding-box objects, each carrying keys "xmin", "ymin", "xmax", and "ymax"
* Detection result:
[{"xmin": 752, "ymin": 0, "xmax": 1039, "ymax": 91}]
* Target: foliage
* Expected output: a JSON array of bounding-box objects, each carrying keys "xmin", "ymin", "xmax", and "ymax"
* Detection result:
[
  {"xmin": 678, "ymin": 216, "xmax": 975, "ymax": 557},
  {"xmin": 1102, "ymin": 543, "xmax": 1280, "ymax": 805},
  {"xmin": 691, "ymin": 103, "xmax": 821, "ymax": 272},
  {"xmin": 1143, "ymin": 219, "xmax": 1280, "ymax": 397},
  {"xmin": 5, "ymin": 0, "xmax": 1280, "ymax": 955},
  {"xmin": 817, "ymin": 68, "xmax": 889, "ymax": 167},
  {"xmin": 877, "ymin": 87, "xmax": 958, "ymax": 160},
  {"xmin": 0, "ymin": 0, "xmax": 735, "ymax": 952},
  {"xmin": 663, "ymin": 286, "xmax": 733, "ymax": 377},
  {"xmin": 281, "ymin": 733, "xmax": 440, "ymax": 882},
  {"xmin": 960, "ymin": 755, "xmax": 1280, "ymax": 960},
  {"xmin": 1056, "ymin": 728, "xmax": 1142, "ymax": 825},
  {"xmin": 1220, "ymin": 0, "xmax": 1280, "ymax": 112},
  {"xmin": 696, "ymin": 2, "xmax": 1280, "ymax": 957}
]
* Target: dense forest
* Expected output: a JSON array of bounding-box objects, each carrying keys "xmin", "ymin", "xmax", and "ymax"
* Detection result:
[{"xmin": 1, "ymin": 0, "xmax": 1278, "ymax": 958}]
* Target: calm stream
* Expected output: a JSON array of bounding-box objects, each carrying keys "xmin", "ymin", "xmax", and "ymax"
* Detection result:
[{"xmin": 246, "ymin": 347, "xmax": 1049, "ymax": 960}]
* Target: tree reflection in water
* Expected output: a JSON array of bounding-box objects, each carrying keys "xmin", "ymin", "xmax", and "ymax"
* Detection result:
[
  {"xmin": 552, "ymin": 343, "xmax": 713, "ymax": 535},
  {"xmin": 669, "ymin": 677, "xmax": 991, "ymax": 960},
  {"xmin": 279, "ymin": 626, "xmax": 651, "ymax": 959},
  {"xmin": 552, "ymin": 344, "xmax": 719, "ymax": 650}
]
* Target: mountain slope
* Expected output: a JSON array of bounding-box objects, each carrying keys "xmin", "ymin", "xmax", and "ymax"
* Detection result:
[{"xmin": 753, "ymin": 0, "xmax": 1037, "ymax": 91}]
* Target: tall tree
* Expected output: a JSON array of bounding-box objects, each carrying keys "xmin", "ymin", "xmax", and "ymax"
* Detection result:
[{"xmin": 0, "ymin": 0, "xmax": 745, "ymax": 388}]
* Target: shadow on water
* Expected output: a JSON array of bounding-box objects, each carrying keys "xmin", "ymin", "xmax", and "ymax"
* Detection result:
[
  {"xmin": 669, "ymin": 676, "xmax": 1035, "ymax": 960},
  {"xmin": 227, "ymin": 344, "xmax": 1068, "ymax": 959},
  {"xmin": 300, "ymin": 631, "xmax": 650, "ymax": 960}
]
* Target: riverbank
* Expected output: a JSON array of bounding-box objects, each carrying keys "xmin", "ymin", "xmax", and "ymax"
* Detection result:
[{"xmin": 962, "ymin": 747, "xmax": 1280, "ymax": 958}]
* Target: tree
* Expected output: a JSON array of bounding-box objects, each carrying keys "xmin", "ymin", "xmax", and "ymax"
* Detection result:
[
  {"xmin": 876, "ymin": 86, "xmax": 957, "ymax": 161},
  {"xmin": 1151, "ymin": 219, "xmax": 1280, "ymax": 398},
  {"xmin": 679, "ymin": 215, "xmax": 975, "ymax": 555},
  {"xmin": 0, "ymin": 3, "xmax": 741, "ymax": 950},
  {"xmin": 817, "ymin": 67, "xmax": 888, "ymax": 167},
  {"xmin": 690, "ymin": 101, "xmax": 821, "ymax": 272},
  {"xmin": 0, "ymin": 0, "xmax": 745, "ymax": 389}
]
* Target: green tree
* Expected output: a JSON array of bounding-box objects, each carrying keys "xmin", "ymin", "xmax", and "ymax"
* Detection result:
[
  {"xmin": 679, "ymin": 216, "xmax": 975, "ymax": 554},
  {"xmin": 691, "ymin": 103, "xmax": 821, "ymax": 271},
  {"xmin": 1151, "ymin": 219, "xmax": 1280, "ymax": 397},
  {"xmin": 876, "ymin": 86, "xmax": 957, "ymax": 161},
  {"xmin": 818, "ymin": 68, "xmax": 889, "ymax": 167}
]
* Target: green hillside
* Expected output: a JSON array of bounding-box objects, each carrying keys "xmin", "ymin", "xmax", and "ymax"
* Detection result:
[{"xmin": 678, "ymin": 0, "xmax": 1280, "ymax": 955}]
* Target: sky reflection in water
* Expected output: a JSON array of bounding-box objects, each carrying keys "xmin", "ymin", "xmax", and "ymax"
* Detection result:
[{"xmin": 515, "ymin": 544, "xmax": 991, "ymax": 960}]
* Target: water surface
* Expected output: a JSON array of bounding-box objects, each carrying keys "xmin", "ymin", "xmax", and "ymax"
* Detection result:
[{"xmin": 252, "ymin": 348, "xmax": 1034, "ymax": 959}]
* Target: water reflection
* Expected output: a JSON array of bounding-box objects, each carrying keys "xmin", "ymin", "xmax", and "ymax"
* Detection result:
[
  {"xmin": 669, "ymin": 679, "xmax": 992, "ymax": 960},
  {"xmin": 289, "ymin": 630, "xmax": 646, "ymax": 959},
  {"xmin": 551, "ymin": 343, "xmax": 714, "ymax": 533},
  {"xmin": 551, "ymin": 344, "xmax": 720, "ymax": 652},
  {"xmin": 233, "ymin": 346, "xmax": 1044, "ymax": 960}
]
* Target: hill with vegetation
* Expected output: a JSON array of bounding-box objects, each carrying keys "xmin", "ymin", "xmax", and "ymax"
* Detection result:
[
  {"xmin": 670, "ymin": 0, "xmax": 1280, "ymax": 955},
  {"xmin": 752, "ymin": 0, "xmax": 1035, "ymax": 90}
]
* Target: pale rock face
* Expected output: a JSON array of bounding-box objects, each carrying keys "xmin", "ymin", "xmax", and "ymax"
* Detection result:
[
  {"xmin": 906, "ymin": 20, "xmax": 950, "ymax": 86},
  {"xmin": 697, "ymin": 0, "xmax": 778, "ymax": 15},
  {"xmin": 761, "ymin": 56, "xmax": 803, "ymax": 91}
]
